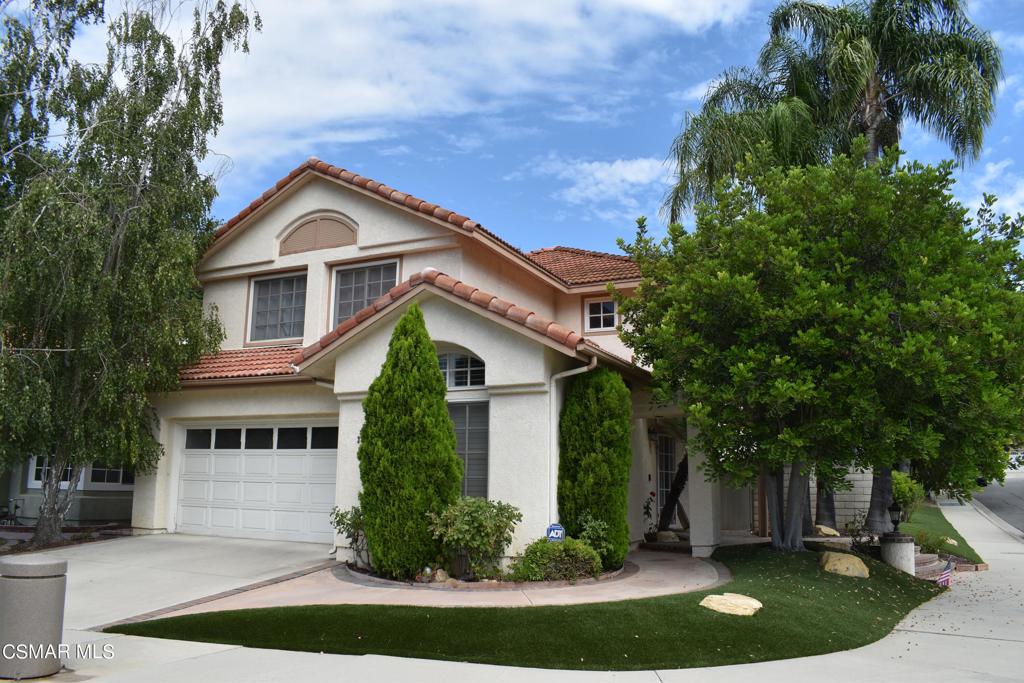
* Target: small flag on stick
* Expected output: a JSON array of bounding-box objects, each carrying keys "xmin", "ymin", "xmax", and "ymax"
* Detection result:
[{"xmin": 936, "ymin": 559, "xmax": 954, "ymax": 587}]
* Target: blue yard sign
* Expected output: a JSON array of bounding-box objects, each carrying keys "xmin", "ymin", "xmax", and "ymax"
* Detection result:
[{"xmin": 546, "ymin": 523, "xmax": 565, "ymax": 542}]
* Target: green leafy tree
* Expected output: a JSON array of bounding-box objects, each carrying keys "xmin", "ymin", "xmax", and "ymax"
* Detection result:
[
  {"xmin": 358, "ymin": 303, "xmax": 462, "ymax": 579},
  {"xmin": 558, "ymin": 367, "xmax": 633, "ymax": 569},
  {"xmin": 667, "ymin": 0, "xmax": 1002, "ymax": 532},
  {"xmin": 0, "ymin": 1, "xmax": 259, "ymax": 545},
  {"xmin": 619, "ymin": 145, "xmax": 1024, "ymax": 551}
]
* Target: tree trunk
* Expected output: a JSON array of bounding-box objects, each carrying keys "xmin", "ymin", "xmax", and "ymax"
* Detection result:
[
  {"xmin": 802, "ymin": 477, "xmax": 815, "ymax": 537},
  {"xmin": 657, "ymin": 457, "xmax": 688, "ymax": 531},
  {"xmin": 31, "ymin": 453, "xmax": 83, "ymax": 547},
  {"xmin": 866, "ymin": 466, "xmax": 894, "ymax": 534},
  {"xmin": 762, "ymin": 464, "xmax": 786, "ymax": 550},
  {"xmin": 863, "ymin": 75, "xmax": 885, "ymax": 163},
  {"xmin": 816, "ymin": 478, "xmax": 837, "ymax": 530},
  {"xmin": 781, "ymin": 462, "xmax": 809, "ymax": 551}
]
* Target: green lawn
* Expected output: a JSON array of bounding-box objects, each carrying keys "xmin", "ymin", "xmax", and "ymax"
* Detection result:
[
  {"xmin": 107, "ymin": 544, "xmax": 941, "ymax": 670},
  {"xmin": 900, "ymin": 502, "xmax": 983, "ymax": 564}
]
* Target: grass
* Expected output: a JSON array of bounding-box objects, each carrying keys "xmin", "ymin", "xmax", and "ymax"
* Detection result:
[
  {"xmin": 900, "ymin": 502, "xmax": 983, "ymax": 564},
  {"xmin": 106, "ymin": 544, "xmax": 941, "ymax": 670}
]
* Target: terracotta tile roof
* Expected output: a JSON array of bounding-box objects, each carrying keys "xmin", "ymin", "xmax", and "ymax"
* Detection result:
[
  {"xmin": 293, "ymin": 267, "xmax": 585, "ymax": 367},
  {"xmin": 212, "ymin": 158, "xmax": 563, "ymax": 278},
  {"xmin": 180, "ymin": 346, "xmax": 298, "ymax": 382},
  {"xmin": 525, "ymin": 246, "xmax": 640, "ymax": 285}
]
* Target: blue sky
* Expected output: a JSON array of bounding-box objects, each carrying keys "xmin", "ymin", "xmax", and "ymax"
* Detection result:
[{"xmin": 199, "ymin": 0, "xmax": 1024, "ymax": 254}]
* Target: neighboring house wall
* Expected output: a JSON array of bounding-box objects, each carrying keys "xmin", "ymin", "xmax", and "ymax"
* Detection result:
[{"xmin": 3, "ymin": 462, "xmax": 133, "ymax": 524}]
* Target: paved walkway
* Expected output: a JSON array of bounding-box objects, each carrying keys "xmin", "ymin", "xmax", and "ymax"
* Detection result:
[
  {"xmin": 156, "ymin": 551, "xmax": 724, "ymax": 617},
  {"xmin": 29, "ymin": 502, "xmax": 1024, "ymax": 681}
]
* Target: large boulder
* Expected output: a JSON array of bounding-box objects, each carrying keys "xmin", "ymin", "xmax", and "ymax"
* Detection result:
[
  {"xmin": 819, "ymin": 551, "xmax": 870, "ymax": 578},
  {"xmin": 699, "ymin": 593, "xmax": 763, "ymax": 616},
  {"xmin": 656, "ymin": 530, "xmax": 679, "ymax": 542},
  {"xmin": 814, "ymin": 524, "xmax": 840, "ymax": 537}
]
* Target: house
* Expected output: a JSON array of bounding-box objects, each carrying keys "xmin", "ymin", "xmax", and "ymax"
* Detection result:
[{"xmin": 115, "ymin": 157, "xmax": 754, "ymax": 558}]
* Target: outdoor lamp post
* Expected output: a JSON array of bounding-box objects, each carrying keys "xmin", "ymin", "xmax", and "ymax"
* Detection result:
[{"xmin": 888, "ymin": 501, "xmax": 902, "ymax": 534}]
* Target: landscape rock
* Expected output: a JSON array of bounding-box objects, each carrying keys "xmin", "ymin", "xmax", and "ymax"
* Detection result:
[
  {"xmin": 699, "ymin": 593, "xmax": 763, "ymax": 616},
  {"xmin": 445, "ymin": 578, "xmax": 459, "ymax": 588},
  {"xmin": 944, "ymin": 537, "xmax": 959, "ymax": 547},
  {"xmin": 819, "ymin": 551, "xmax": 870, "ymax": 578},
  {"xmin": 814, "ymin": 524, "xmax": 840, "ymax": 537},
  {"xmin": 656, "ymin": 530, "xmax": 679, "ymax": 542},
  {"xmin": 432, "ymin": 568, "xmax": 450, "ymax": 583}
]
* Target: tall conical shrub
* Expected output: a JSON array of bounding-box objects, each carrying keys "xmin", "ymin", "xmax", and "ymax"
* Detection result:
[
  {"xmin": 358, "ymin": 303, "xmax": 462, "ymax": 579},
  {"xmin": 558, "ymin": 367, "xmax": 633, "ymax": 569}
]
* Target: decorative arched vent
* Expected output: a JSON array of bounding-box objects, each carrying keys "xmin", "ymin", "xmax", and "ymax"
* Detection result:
[{"xmin": 280, "ymin": 215, "xmax": 356, "ymax": 255}]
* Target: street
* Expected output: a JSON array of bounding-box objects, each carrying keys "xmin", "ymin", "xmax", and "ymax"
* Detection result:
[{"xmin": 976, "ymin": 470, "xmax": 1024, "ymax": 535}]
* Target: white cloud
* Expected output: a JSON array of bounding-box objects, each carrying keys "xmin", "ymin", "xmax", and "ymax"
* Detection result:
[
  {"xmin": 73, "ymin": 0, "xmax": 753, "ymax": 170},
  {"xmin": 666, "ymin": 77, "xmax": 720, "ymax": 105},
  {"xmin": 527, "ymin": 153, "xmax": 672, "ymax": 222},
  {"xmin": 994, "ymin": 31, "xmax": 1024, "ymax": 53},
  {"xmin": 965, "ymin": 158, "xmax": 1024, "ymax": 217}
]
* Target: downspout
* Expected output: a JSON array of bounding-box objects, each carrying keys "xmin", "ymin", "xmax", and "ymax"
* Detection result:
[{"xmin": 548, "ymin": 353, "xmax": 598, "ymax": 524}]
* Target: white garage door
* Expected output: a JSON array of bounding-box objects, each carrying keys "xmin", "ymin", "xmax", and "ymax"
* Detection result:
[{"xmin": 176, "ymin": 424, "xmax": 337, "ymax": 543}]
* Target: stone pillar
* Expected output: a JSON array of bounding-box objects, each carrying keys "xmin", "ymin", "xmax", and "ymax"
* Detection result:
[
  {"xmin": 881, "ymin": 532, "xmax": 915, "ymax": 576},
  {"xmin": 333, "ymin": 396, "xmax": 365, "ymax": 562},
  {"xmin": 686, "ymin": 422, "xmax": 720, "ymax": 558}
]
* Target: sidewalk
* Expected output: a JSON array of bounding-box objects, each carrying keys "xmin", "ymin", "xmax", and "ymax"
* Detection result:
[{"xmin": 42, "ymin": 502, "xmax": 1024, "ymax": 682}]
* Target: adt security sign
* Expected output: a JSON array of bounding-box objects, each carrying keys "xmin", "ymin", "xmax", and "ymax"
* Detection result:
[{"xmin": 545, "ymin": 523, "xmax": 565, "ymax": 542}]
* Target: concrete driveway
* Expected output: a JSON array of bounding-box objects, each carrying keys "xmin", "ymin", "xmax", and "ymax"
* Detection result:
[{"xmin": 31, "ymin": 534, "xmax": 331, "ymax": 629}]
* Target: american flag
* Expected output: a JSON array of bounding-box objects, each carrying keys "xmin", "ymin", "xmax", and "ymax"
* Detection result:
[{"xmin": 936, "ymin": 559, "xmax": 954, "ymax": 587}]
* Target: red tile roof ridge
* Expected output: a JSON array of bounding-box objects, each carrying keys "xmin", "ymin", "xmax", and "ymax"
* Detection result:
[
  {"xmin": 293, "ymin": 267, "xmax": 588, "ymax": 367},
  {"xmin": 528, "ymin": 245, "xmax": 635, "ymax": 261}
]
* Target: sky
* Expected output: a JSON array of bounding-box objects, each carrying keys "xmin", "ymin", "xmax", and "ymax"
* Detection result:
[{"xmin": 92, "ymin": 0, "xmax": 1024, "ymax": 254}]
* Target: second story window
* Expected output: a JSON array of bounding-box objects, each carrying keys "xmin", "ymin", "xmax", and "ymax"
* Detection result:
[
  {"xmin": 333, "ymin": 261, "xmax": 398, "ymax": 327},
  {"xmin": 250, "ymin": 274, "xmax": 307, "ymax": 342},
  {"xmin": 439, "ymin": 353, "xmax": 485, "ymax": 388},
  {"xmin": 585, "ymin": 298, "xmax": 617, "ymax": 332}
]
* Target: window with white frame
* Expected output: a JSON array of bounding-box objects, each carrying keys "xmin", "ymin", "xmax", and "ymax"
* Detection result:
[
  {"xmin": 27, "ymin": 457, "xmax": 134, "ymax": 490},
  {"xmin": 250, "ymin": 273, "xmax": 307, "ymax": 341},
  {"xmin": 332, "ymin": 261, "xmax": 398, "ymax": 327},
  {"xmin": 585, "ymin": 298, "xmax": 617, "ymax": 332},
  {"xmin": 438, "ymin": 353, "xmax": 485, "ymax": 388},
  {"xmin": 448, "ymin": 401, "xmax": 488, "ymax": 497},
  {"xmin": 656, "ymin": 435, "xmax": 677, "ymax": 525}
]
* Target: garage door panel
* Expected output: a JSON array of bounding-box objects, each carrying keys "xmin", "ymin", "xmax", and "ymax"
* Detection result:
[
  {"xmin": 274, "ymin": 511, "xmax": 304, "ymax": 533},
  {"xmin": 183, "ymin": 455, "xmax": 210, "ymax": 475},
  {"xmin": 310, "ymin": 455, "xmax": 336, "ymax": 476},
  {"xmin": 244, "ymin": 455, "xmax": 272, "ymax": 475},
  {"xmin": 275, "ymin": 482, "xmax": 305, "ymax": 505},
  {"xmin": 309, "ymin": 483, "xmax": 335, "ymax": 506},
  {"xmin": 275, "ymin": 455, "xmax": 305, "ymax": 476},
  {"xmin": 243, "ymin": 482, "xmax": 271, "ymax": 503},
  {"xmin": 214, "ymin": 454, "xmax": 241, "ymax": 474},
  {"xmin": 211, "ymin": 481, "xmax": 241, "ymax": 503},
  {"xmin": 179, "ymin": 480, "xmax": 208, "ymax": 501},
  {"xmin": 210, "ymin": 508, "xmax": 238, "ymax": 529},
  {"xmin": 177, "ymin": 425, "xmax": 337, "ymax": 544}
]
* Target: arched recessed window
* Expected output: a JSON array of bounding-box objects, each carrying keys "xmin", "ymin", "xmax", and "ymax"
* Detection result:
[{"xmin": 438, "ymin": 352, "xmax": 485, "ymax": 388}]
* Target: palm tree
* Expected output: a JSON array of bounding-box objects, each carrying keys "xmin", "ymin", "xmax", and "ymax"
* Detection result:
[
  {"xmin": 666, "ymin": 0, "xmax": 1002, "ymax": 222},
  {"xmin": 666, "ymin": 36, "xmax": 832, "ymax": 221}
]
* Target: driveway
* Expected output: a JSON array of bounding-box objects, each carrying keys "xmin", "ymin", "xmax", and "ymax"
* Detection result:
[{"xmin": 30, "ymin": 534, "xmax": 331, "ymax": 629}]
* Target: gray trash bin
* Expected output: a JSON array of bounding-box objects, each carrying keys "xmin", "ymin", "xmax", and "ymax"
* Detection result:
[{"xmin": 0, "ymin": 557, "xmax": 68, "ymax": 679}]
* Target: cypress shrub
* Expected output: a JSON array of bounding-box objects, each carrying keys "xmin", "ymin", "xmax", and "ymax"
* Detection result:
[
  {"xmin": 557, "ymin": 367, "xmax": 633, "ymax": 569},
  {"xmin": 358, "ymin": 303, "xmax": 462, "ymax": 579}
]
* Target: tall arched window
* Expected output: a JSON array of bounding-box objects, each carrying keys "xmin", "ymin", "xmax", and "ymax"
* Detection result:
[{"xmin": 438, "ymin": 352, "xmax": 485, "ymax": 388}]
